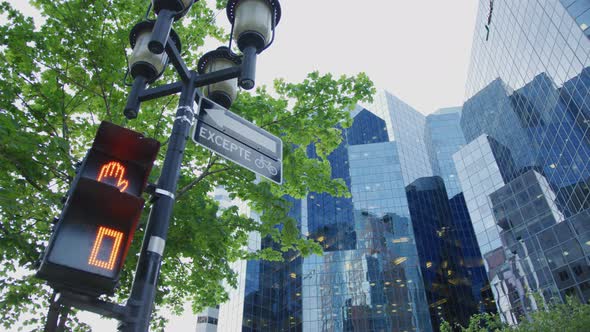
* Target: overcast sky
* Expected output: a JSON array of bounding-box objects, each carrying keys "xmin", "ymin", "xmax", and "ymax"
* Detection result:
[
  {"xmin": 4, "ymin": 0, "xmax": 478, "ymax": 115},
  {"xmin": 2, "ymin": 0, "xmax": 479, "ymax": 330},
  {"xmin": 254, "ymin": 0, "xmax": 479, "ymax": 115}
]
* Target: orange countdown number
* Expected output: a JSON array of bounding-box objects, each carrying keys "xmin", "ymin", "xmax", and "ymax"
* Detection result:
[
  {"xmin": 97, "ymin": 161, "xmax": 129, "ymax": 193},
  {"xmin": 88, "ymin": 226, "xmax": 124, "ymax": 271}
]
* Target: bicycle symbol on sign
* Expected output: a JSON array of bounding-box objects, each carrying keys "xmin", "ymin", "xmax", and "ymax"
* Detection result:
[{"xmin": 254, "ymin": 156, "xmax": 278, "ymax": 176}]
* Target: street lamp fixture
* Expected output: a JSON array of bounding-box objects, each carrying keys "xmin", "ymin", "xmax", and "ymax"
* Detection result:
[
  {"xmin": 197, "ymin": 46, "xmax": 242, "ymax": 109},
  {"xmin": 149, "ymin": 0, "xmax": 198, "ymax": 54},
  {"xmin": 129, "ymin": 21, "xmax": 181, "ymax": 82},
  {"xmin": 125, "ymin": 20, "xmax": 181, "ymax": 119},
  {"xmin": 227, "ymin": 0, "xmax": 281, "ymax": 89},
  {"xmin": 227, "ymin": 0, "xmax": 281, "ymax": 52}
]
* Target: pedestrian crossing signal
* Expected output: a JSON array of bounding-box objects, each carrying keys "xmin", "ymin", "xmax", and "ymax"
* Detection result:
[{"xmin": 36, "ymin": 121, "xmax": 160, "ymax": 296}]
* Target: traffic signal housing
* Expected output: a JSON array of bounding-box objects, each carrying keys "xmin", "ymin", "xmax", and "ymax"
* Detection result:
[{"xmin": 36, "ymin": 121, "xmax": 160, "ymax": 296}]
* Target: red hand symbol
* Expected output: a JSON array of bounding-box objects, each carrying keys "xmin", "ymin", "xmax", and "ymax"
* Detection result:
[{"xmin": 97, "ymin": 161, "xmax": 129, "ymax": 192}]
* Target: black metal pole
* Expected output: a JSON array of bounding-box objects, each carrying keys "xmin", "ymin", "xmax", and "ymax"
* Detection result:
[
  {"xmin": 44, "ymin": 291, "xmax": 60, "ymax": 332},
  {"xmin": 56, "ymin": 306, "xmax": 70, "ymax": 332},
  {"xmin": 149, "ymin": 9, "xmax": 175, "ymax": 54},
  {"xmin": 120, "ymin": 72, "xmax": 197, "ymax": 332},
  {"xmin": 124, "ymin": 76, "xmax": 147, "ymax": 119},
  {"xmin": 239, "ymin": 46, "xmax": 257, "ymax": 90}
]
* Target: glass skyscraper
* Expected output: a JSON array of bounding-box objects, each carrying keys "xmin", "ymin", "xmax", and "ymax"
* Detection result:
[
  {"xmin": 214, "ymin": 90, "xmax": 495, "ymax": 331},
  {"xmin": 455, "ymin": 0, "xmax": 590, "ymax": 324},
  {"xmin": 405, "ymin": 177, "xmax": 496, "ymax": 330},
  {"xmin": 425, "ymin": 107, "xmax": 466, "ymax": 198},
  {"xmin": 299, "ymin": 93, "xmax": 434, "ymax": 332}
]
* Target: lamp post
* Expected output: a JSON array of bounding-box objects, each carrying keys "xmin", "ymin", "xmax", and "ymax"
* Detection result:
[{"xmin": 117, "ymin": 0, "xmax": 281, "ymax": 331}]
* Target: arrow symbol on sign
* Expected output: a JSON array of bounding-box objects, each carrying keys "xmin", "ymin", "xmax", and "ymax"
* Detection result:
[{"xmin": 204, "ymin": 106, "xmax": 278, "ymax": 155}]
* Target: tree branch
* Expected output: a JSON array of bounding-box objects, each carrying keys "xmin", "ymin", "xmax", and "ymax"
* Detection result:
[
  {"xmin": 175, "ymin": 167, "xmax": 230, "ymax": 201},
  {"xmin": 58, "ymin": 67, "xmax": 70, "ymax": 153},
  {"xmin": 98, "ymin": 71, "xmax": 112, "ymax": 121},
  {"xmin": 30, "ymin": 158, "xmax": 70, "ymax": 182},
  {"xmin": 1, "ymin": 157, "xmax": 44, "ymax": 192},
  {"xmin": 17, "ymin": 73, "xmax": 55, "ymax": 109},
  {"xmin": 31, "ymin": 58, "xmax": 102, "ymax": 98},
  {"xmin": 176, "ymin": 155, "xmax": 227, "ymax": 200},
  {"xmin": 15, "ymin": 93, "xmax": 60, "ymax": 138},
  {"xmin": 261, "ymin": 97, "xmax": 330, "ymax": 129},
  {"xmin": 152, "ymin": 96, "xmax": 176, "ymax": 138}
]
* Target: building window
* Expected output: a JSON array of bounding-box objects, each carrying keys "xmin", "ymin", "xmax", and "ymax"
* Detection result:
[
  {"xmin": 559, "ymin": 270, "xmax": 570, "ymax": 282},
  {"xmin": 197, "ymin": 316, "xmax": 218, "ymax": 325}
]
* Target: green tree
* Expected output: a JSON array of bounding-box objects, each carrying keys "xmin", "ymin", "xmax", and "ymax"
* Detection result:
[
  {"xmin": 0, "ymin": 0, "xmax": 375, "ymax": 330},
  {"xmin": 514, "ymin": 296, "xmax": 590, "ymax": 332},
  {"xmin": 440, "ymin": 312, "xmax": 505, "ymax": 332},
  {"xmin": 442, "ymin": 296, "xmax": 590, "ymax": 332}
]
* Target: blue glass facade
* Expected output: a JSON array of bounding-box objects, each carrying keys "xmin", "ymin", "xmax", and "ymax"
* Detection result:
[
  {"xmin": 225, "ymin": 94, "xmax": 453, "ymax": 331},
  {"xmin": 425, "ymin": 108, "xmax": 466, "ymax": 197},
  {"xmin": 406, "ymin": 177, "xmax": 485, "ymax": 330},
  {"xmin": 367, "ymin": 91, "xmax": 433, "ymax": 185},
  {"xmin": 478, "ymin": 169, "xmax": 590, "ymax": 324},
  {"xmin": 218, "ymin": 87, "xmax": 502, "ymax": 331},
  {"xmin": 561, "ymin": 0, "xmax": 590, "ymax": 36},
  {"xmin": 486, "ymin": 170, "xmax": 568, "ymax": 323},
  {"xmin": 241, "ymin": 197, "xmax": 303, "ymax": 332},
  {"xmin": 455, "ymin": 0, "xmax": 590, "ymax": 324},
  {"xmin": 301, "ymin": 103, "xmax": 433, "ymax": 332},
  {"xmin": 454, "ymin": 135, "xmax": 513, "ymax": 258},
  {"xmin": 448, "ymin": 193, "xmax": 496, "ymax": 314}
]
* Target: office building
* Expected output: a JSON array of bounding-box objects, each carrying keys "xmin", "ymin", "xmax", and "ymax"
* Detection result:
[
  {"xmin": 298, "ymin": 92, "xmax": 434, "ymax": 331},
  {"xmin": 215, "ymin": 90, "xmax": 496, "ymax": 331},
  {"xmin": 405, "ymin": 177, "xmax": 495, "ymax": 330},
  {"xmin": 448, "ymin": 193, "xmax": 497, "ymax": 314},
  {"xmin": 425, "ymin": 107, "xmax": 466, "ymax": 198},
  {"xmin": 456, "ymin": 0, "xmax": 590, "ymax": 323}
]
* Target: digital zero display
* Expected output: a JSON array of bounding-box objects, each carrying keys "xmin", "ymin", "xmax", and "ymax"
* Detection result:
[{"xmin": 88, "ymin": 226, "xmax": 125, "ymax": 271}]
